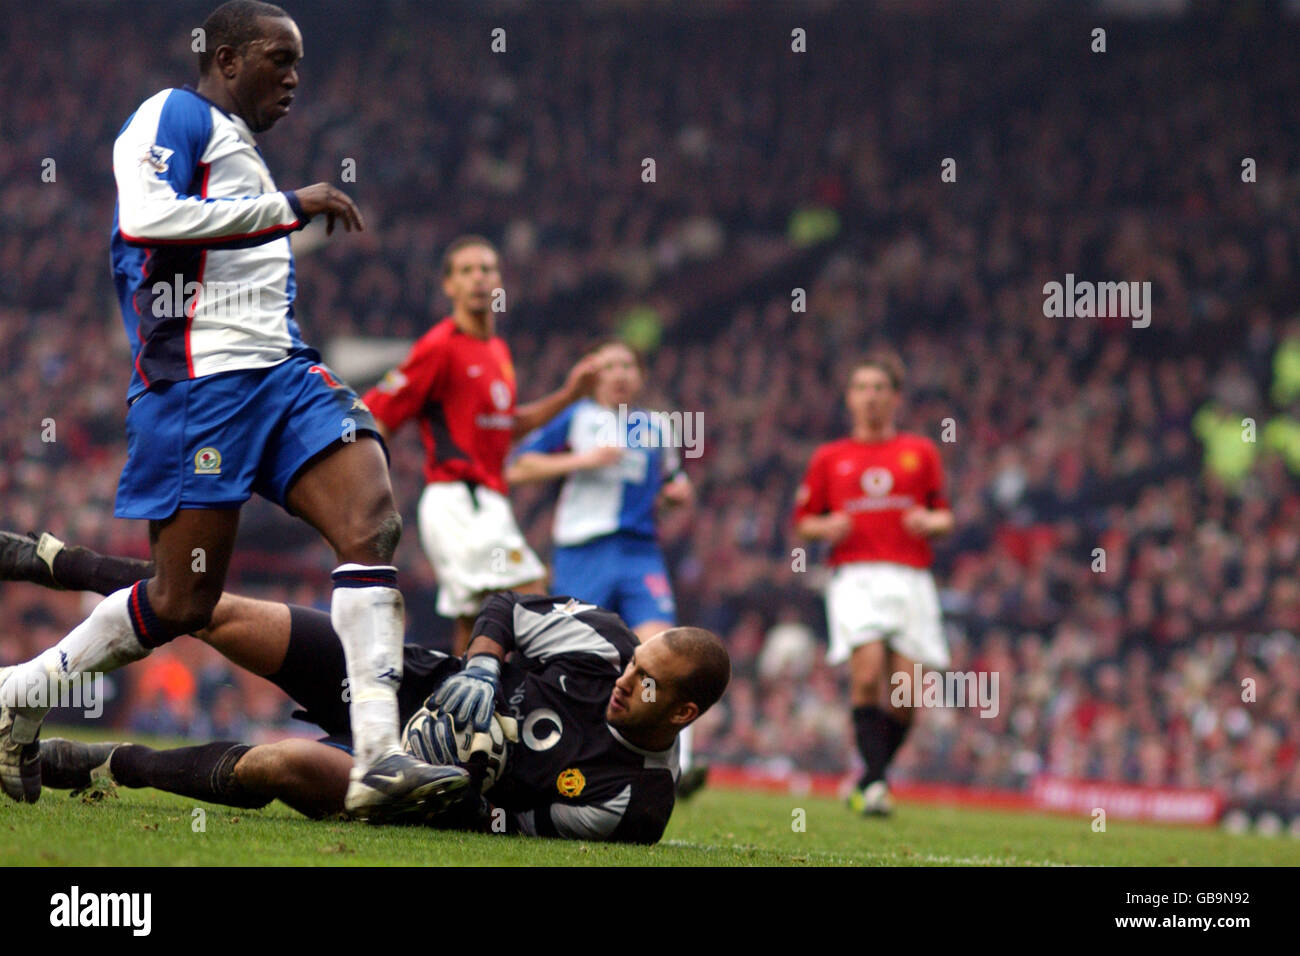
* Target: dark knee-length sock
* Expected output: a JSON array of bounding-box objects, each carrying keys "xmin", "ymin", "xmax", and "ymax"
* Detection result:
[
  {"xmin": 852, "ymin": 705, "xmax": 892, "ymax": 788},
  {"xmin": 882, "ymin": 711, "xmax": 910, "ymax": 766},
  {"xmin": 109, "ymin": 742, "xmax": 270, "ymax": 809},
  {"xmin": 53, "ymin": 544, "xmax": 153, "ymax": 596}
]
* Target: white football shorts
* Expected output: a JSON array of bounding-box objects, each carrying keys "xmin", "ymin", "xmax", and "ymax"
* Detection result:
[
  {"xmin": 418, "ymin": 481, "xmax": 546, "ymax": 618},
  {"xmin": 825, "ymin": 561, "xmax": 949, "ymax": 668}
]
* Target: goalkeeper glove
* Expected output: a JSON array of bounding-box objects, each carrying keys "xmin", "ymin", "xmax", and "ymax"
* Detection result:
[
  {"xmin": 404, "ymin": 707, "xmax": 463, "ymax": 767},
  {"xmin": 433, "ymin": 654, "xmax": 501, "ymax": 732}
]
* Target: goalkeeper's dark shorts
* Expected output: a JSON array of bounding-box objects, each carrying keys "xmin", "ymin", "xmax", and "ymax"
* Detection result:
[{"xmin": 270, "ymin": 605, "xmax": 464, "ymax": 748}]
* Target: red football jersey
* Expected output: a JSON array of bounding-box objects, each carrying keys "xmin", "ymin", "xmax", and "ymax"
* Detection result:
[
  {"xmin": 363, "ymin": 318, "xmax": 516, "ymax": 494},
  {"xmin": 792, "ymin": 433, "xmax": 948, "ymax": 569}
]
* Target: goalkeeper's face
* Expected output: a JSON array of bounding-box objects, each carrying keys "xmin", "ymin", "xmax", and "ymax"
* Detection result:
[{"xmin": 606, "ymin": 636, "xmax": 697, "ymax": 736}]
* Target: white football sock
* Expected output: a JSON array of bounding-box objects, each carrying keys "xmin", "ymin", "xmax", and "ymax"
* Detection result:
[
  {"xmin": 330, "ymin": 565, "xmax": 405, "ymax": 768},
  {"xmin": 0, "ymin": 586, "xmax": 148, "ymax": 743}
]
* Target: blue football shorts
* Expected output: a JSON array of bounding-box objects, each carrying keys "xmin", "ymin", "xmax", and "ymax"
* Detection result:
[
  {"xmin": 115, "ymin": 351, "xmax": 382, "ymax": 520},
  {"xmin": 551, "ymin": 533, "xmax": 676, "ymax": 629}
]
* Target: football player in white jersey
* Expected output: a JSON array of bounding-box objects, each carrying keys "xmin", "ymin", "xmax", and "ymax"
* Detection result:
[{"xmin": 0, "ymin": 1, "xmax": 465, "ymax": 820}]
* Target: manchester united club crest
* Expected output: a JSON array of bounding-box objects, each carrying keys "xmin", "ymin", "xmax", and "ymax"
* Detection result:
[
  {"xmin": 899, "ymin": 450, "xmax": 921, "ymax": 472},
  {"xmin": 556, "ymin": 767, "xmax": 586, "ymax": 798},
  {"xmin": 860, "ymin": 466, "xmax": 893, "ymax": 496},
  {"xmin": 194, "ymin": 447, "xmax": 222, "ymax": 475}
]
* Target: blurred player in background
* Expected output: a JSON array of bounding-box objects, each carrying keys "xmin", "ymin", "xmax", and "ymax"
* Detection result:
[
  {"xmin": 509, "ymin": 341, "xmax": 693, "ymax": 640},
  {"xmin": 793, "ymin": 352, "xmax": 954, "ymax": 816},
  {"xmin": 362, "ymin": 236, "xmax": 599, "ymax": 655},
  {"xmin": 508, "ymin": 339, "xmax": 705, "ymax": 793},
  {"xmin": 0, "ymin": 0, "xmax": 467, "ymax": 818}
]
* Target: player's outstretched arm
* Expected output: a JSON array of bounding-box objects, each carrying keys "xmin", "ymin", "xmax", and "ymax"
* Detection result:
[
  {"xmin": 511, "ymin": 354, "xmax": 602, "ymax": 437},
  {"xmin": 121, "ymin": 179, "xmax": 363, "ymax": 247},
  {"xmin": 505, "ymin": 447, "xmax": 622, "ymax": 485},
  {"xmin": 116, "ymin": 148, "xmax": 306, "ymax": 250},
  {"xmin": 114, "ymin": 90, "xmax": 308, "ymax": 249}
]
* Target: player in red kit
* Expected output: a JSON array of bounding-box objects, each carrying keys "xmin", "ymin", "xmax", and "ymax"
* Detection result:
[
  {"xmin": 363, "ymin": 236, "xmax": 599, "ymax": 654},
  {"xmin": 792, "ymin": 352, "xmax": 954, "ymax": 816}
]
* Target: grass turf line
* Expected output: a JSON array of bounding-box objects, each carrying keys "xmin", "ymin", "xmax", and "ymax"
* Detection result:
[{"xmin": 1, "ymin": 730, "xmax": 1296, "ymax": 866}]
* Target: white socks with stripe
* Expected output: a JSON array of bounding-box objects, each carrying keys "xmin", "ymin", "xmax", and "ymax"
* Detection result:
[
  {"xmin": 0, "ymin": 587, "xmax": 148, "ymax": 742},
  {"xmin": 330, "ymin": 564, "xmax": 405, "ymax": 768}
]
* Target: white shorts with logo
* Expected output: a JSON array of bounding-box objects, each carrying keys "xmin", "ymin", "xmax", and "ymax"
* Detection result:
[
  {"xmin": 418, "ymin": 481, "xmax": 547, "ymax": 618},
  {"xmin": 825, "ymin": 561, "xmax": 949, "ymax": 669}
]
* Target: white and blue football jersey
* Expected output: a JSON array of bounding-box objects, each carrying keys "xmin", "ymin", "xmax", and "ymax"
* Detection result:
[
  {"xmin": 517, "ymin": 400, "xmax": 683, "ymax": 546},
  {"xmin": 110, "ymin": 86, "xmax": 309, "ymax": 400}
]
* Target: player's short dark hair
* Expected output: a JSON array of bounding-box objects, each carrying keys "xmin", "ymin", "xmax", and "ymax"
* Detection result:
[
  {"xmin": 441, "ymin": 235, "xmax": 499, "ymax": 277},
  {"xmin": 662, "ymin": 627, "xmax": 730, "ymax": 715},
  {"xmin": 582, "ymin": 337, "xmax": 647, "ymax": 372},
  {"xmin": 851, "ymin": 350, "xmax": 905, "ymax": 392},
  {"xmin": 199, "ymin": 1, "xmax": 291, "ymax": 75}
]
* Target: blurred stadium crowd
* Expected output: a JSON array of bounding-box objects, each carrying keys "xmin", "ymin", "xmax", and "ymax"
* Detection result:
[{"xmin": 1, "ymin": 1, "xmax": 1298, "ymax": 819}]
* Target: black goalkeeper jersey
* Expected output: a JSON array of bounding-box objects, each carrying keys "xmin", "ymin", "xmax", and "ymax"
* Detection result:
[
  {"xmin": 469, "ymin": 592, "xmax": 680, "ymax": 845},
  {"xmin": 279, "ymin": 594, "xmax": 680, "ymax": 844}
]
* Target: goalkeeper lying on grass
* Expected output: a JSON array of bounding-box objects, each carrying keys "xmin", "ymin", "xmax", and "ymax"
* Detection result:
[{"xmin": 0, "ymin": 532, "xmax": 729, "ymax": 844}]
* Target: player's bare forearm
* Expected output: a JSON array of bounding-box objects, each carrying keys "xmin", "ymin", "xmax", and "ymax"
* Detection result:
[
  {"xmin": 795, "ymin": 513, "xmax": 850, "ymax": 542},
  {"xmin": 460, "ymin": 591, "xmax": 524, "ymax": 662},
  {"xmin": 512, "ymin": 386, "xmax": 580, "ymax": 437},
  {"xmin": 511, "ymin": 353, "xmax": 601, "ymax": 436},
  {"xmin": 507, "ymin": 448, "xmax": 619, "ymax": 485},
  {"xmin": 924, "ymin": 508, "xmax": 955, "ymax": 537},
  {"xmin": 506, "ymin": 452, "xmax": 583, "ymax": 485},
  {"xmin": 465, "ymin": 633, "xmax": 508, "ymax": 663},
  {"xmin": 903, "ymin": 507, "xmax": 954, "ymax": 538},
  {"xmin": 794, "ymin": 516, "xmax": 826, "ymax": 539}
]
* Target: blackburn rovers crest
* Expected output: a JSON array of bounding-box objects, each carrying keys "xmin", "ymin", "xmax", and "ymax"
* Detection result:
[{"xmin": 194, "ymin": 447, "xmax": 222, "ymax": 475}]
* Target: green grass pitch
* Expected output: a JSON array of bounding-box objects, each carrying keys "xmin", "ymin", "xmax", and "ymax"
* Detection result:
[{"xmin": 2, "ymin": 731, "xmax": 1297, "ymax": 866}]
